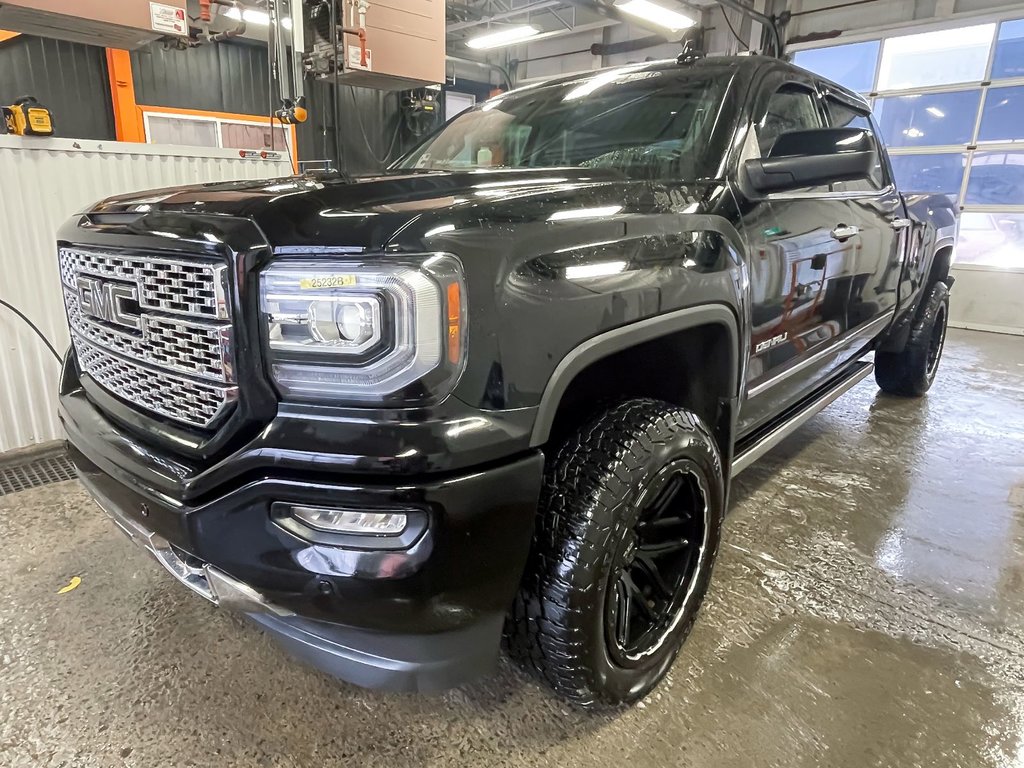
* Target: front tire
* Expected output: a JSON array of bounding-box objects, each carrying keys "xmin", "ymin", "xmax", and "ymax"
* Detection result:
[
  {"xmin": 876, "ymin": 282, "xmax": 949, "ymax": 397},
  {"xmin": 506, "ymin": 399, "xmax": 725, "ymax": 708}
]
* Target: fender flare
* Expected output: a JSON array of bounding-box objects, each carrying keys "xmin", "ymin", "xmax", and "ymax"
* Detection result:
[{"xmin": 528, "ymin": 304, "xmax": 741, "ymax": 447}]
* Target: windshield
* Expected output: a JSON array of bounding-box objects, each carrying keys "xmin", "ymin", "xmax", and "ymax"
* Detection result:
[{"xmin": 396, "ymin": 66, "xmax": 729, "ymax": 181}]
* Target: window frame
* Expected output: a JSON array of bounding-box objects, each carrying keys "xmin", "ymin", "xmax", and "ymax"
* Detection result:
[
  {"xmin": 789, "ymin": 12, "xmax": 1024, "ymax": 273},
  {"xmin": 821, "ymin": 89, "xmax": 893, "ymax": 191},
  {"xmin": 140, "ymin": 105, "xmax": 298, "ymax": 173}
]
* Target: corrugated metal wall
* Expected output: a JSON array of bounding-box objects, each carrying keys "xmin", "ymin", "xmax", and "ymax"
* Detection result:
[
  {"xmin": 0, "ymin": 35, "xmax": 115, "ymax": 140},
  {"xmin": 131, "ymin": 39, "xmax": 411, "ymax": 173},
  {"xmin": 0, "ymin": 135, "xmax": 293, "ymax": 454},
  {"xmin": 132, "ymin": 40, "xmax": 272, "ymax": 118}
]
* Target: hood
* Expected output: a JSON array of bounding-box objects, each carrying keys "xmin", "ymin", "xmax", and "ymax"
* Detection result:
[{"xmin": 89, "ymin": 168, "xmax": 714, "ymax": 253}]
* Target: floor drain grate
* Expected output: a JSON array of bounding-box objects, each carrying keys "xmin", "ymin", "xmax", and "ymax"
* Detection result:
[{"xmin": 0, "ymin": 454, "xmax": 78, "ymax": 497}]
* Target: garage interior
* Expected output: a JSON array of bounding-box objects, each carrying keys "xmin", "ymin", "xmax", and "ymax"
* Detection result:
[{"xmin": 1, "ymin": 0, "xmax": 1024, "ymax": 765}]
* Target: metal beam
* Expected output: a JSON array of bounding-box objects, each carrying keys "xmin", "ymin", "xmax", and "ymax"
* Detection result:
[{"xmin": 447, "ymin": 0, "xmax": 566, "ymax": 31}]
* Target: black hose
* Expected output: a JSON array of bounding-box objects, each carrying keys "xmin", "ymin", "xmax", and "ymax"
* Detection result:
[
  {"xmin": 0, "ymin": 299, "xmax": 63, "ymax": 364},
  {"xmin": 330, "ymin": 0, "xmax": 343, "ymax": 172},
  {"xmin": 267, "ymin": 3, "xmax": 277, "ymax": 151},
  {"xmin": 721, "ymin": 7, "xmax": 749, "ymax": 52}
]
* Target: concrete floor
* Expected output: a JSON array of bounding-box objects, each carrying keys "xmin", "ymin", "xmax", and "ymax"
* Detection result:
[{"xmin": 1, "ymin": 328, "xmax": 1023, "ymax": 768}]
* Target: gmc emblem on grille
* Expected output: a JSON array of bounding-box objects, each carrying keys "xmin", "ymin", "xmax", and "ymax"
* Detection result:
[{"xmin": 76, "ymin": 277, "xmax": 142, "ymax": 332}]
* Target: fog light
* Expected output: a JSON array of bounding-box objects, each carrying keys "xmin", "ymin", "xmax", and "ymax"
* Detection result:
[{"xmin": 290, "ymin": 505, "xmax": 407, "ymax": 535}]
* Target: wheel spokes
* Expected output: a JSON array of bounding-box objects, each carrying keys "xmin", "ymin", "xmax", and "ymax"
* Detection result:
[
  {"xmin": 646, "ymin": 473, "xmax": 684, "ymax": 521},
  {"xmin": 633, "ymin": 552, "xmax": 674, "ymax": 599},
  {"xmin": 614, "ymin": 579, "xmax": 631, "ymax": 647},
  {"xmin": 637, "ymin": 539, "xmax": 690, "ymax": 558}
]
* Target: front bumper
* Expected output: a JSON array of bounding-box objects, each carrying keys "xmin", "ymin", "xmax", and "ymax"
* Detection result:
[
  {"xmin": 63, "ymin": 389, "xmax": 545, "ymax": 691},
  {"xmin": 84, "ymin": 471, "xmax": 513, "ymax": 691}
]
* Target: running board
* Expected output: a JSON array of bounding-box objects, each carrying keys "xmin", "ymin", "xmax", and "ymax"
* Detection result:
[{"xmin": 731, "ymin": 361, "xmax": 875, "ymax": 476}]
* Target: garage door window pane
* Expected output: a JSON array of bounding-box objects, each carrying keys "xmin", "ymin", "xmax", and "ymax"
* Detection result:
[
  {"xmin": 878, "ymin": 24, "xmax": 995, "ymax": 90},
  {"xmin": 875, "ymin": 90, "xmax": 981, "ymax": 147},
  {"xmin": 793, "ymin": 41, "xmax": 880, "ymax": 93},
  {"xmin": 977, "ymin": 85, "xmax": 1024, "ymax": 144},
  {"xmin": 147, "ymin": 115, "xmax": 219, "ymax": 148},
  {"xmin": 967, "ymin": 151, "xmax": 1024, "ymax": 205},
  {"xmin": 220, "ymin": 122, "xmax": 289, "ymax": 152},
  {"xmin": 889, "ymin": 153, "xmax": 966, "ymax": 199},
  {"xmin": 992, "ymin": 18, "xmax": 1024, "ymax": 79},
  {"xmin": 956, "ymin": 212, "xmax": 1024, "ymax": 267}
]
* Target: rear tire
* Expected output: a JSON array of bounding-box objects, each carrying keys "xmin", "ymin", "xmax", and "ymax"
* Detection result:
[
  {"xmin": 875, "ymin": 282, "xmax": 949, "ymax": 397},
  {"xmin": 505, "ymin": 399, "xmax": 725, "ymax": 708}
]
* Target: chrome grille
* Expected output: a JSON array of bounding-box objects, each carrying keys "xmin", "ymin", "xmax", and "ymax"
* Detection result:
[
  {"xmin": 64, "ymin": 290, "xmax": 232, "ymax": 382},
  {"xmin": 59, "ymin": 247, "xmax": 237, "ymax": 430},
  {"xmin": 59, "ymin": 248, "xmax": 227, "ymax": 319}
]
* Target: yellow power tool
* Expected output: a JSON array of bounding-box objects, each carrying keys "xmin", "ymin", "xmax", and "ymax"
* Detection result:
[{"xmin": 1, "ymin": 96, "xmax": 54, "ymax": 136}]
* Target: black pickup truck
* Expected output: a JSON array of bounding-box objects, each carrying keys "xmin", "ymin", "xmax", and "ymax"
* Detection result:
[{"xmin": 58, "ymin": 55, "xmax": 957, "ymax": 707}]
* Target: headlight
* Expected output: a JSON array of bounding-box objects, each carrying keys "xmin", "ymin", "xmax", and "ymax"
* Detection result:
[{"xmin": 259, "ymin": 255, "xmax": 466, "ymax": 404}]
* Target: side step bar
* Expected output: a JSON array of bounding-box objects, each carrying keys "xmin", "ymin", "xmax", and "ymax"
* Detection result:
[{"xmin": 732, "ymin": 360, "xmax": 874, "ymax": 475}]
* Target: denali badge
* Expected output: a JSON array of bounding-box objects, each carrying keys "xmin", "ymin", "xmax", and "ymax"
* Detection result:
[
  {"xmin": 755, "ymin": 332, "xmax": 788, "ymax": 354},
  {"xmin": 76, "ymin": 277, "xmax": 142, "ymax": 332}
]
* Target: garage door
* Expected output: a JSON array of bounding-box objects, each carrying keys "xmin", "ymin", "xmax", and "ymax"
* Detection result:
[{"xmin": 793, "ymin": 17, "xmax": 1024, "ymax": 335}]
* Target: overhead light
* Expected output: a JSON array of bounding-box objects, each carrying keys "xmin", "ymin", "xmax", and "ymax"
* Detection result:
[
  {"xmin": 614, "ymin": 0, "xmax": 695, "ymax": 32},
  {"xmin": 224, "ymin": 7, "xmax": 292, "ymax": 29},
  {"xmin": 925, "ymin": 106, "xmax": 945, "ymax": 118},
  {"xmin": 466, "ymin": 25, "xmax": 539, "ymax": 49},
  {"xmin": 903, "ymin": 127, "xmax": 925, "ymax": 138}
]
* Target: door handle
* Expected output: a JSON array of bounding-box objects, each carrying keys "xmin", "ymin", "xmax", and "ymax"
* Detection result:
[
  {"xmin": 890, "ymin": 217, "xmax": 912, "ymax": 231},
  {"xmin": 830, "ymin": 224, "xmax": 859, "ymax": 242}
]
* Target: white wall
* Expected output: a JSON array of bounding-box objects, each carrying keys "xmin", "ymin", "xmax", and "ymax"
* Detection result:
[
  {"xmin": 0, "ymin": 136, "xmax": 293, "ymax": 454},
  {"xmin": 949, "ymin": 268, "xmax": 1024, "ymax": 335}
]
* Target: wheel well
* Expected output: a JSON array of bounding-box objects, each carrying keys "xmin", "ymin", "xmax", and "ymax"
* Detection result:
[
  {"xmin": 928, "ymin": 245, "xmax": 953, "ymax": 287},
  {"xmin": 544, "ymin": 323, "xmax": 735, "ymax": 458}
]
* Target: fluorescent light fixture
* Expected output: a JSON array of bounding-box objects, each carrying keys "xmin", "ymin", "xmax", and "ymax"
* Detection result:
[
  {"xmin": 224, "ymin": 7, "xmax": 292, "ymax": 29},
  {"xmin": 903, "ymin": 127, "xmax": 925, "ymax": 138},
  {"xmin": 548, "ymin": 205, "xmax": 623, "ymax": 221},
  {"xmin": 565, "ymin": 260, "xmax": 628, "ymax": 280},
  {"xmin": 466, "ymin": 25, "xmax": 539, "ymax": 49},
  {"xmin": 614, "ymin": 0, "xmax": 695, "ymax": 32},
  {"xmin": 925, "ymin": 106, "xmax": 945, "ymax": 118}
]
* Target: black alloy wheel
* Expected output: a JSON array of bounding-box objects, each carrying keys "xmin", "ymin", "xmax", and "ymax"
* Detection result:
[{"xmin": 605, "ymin": 460, "xmax": 710, "ymax": 666}]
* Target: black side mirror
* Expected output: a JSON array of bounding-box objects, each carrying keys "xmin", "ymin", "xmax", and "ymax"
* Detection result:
[{"xmin": 744, "ymin": 128, "xmax": 877, "ymax": 195}]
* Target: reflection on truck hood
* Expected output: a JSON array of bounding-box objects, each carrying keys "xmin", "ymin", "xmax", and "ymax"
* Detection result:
[{"xmin": 88, "ymin": 168, "xmax": 713, "ymax": 252}]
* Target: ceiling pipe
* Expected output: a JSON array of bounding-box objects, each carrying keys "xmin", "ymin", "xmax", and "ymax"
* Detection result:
[
  {"xmin": 590, "ymin": 32, "xmax": 670, "ymax": 56},
  {"xmin": 446, "ymin": 54, "xmax": 515, "ymax": 89}
]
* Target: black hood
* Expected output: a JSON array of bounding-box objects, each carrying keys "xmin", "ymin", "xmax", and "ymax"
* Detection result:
[{"xmin": 88, "ymin": 168, "xmax": 714, "ymax": 253}]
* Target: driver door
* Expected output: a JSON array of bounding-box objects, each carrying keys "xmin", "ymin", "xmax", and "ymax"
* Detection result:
[{"xmin": 736, "ymin": 76, "xmax": 852, "ymax": 436}]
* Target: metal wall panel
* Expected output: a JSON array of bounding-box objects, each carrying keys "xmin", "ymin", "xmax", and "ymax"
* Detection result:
[
  {"xmin": 0, "ymin": 34, "xmax": 115, "ymax": 140},
  {"xmin": 0, "ymin": 135, "xmax": 292, "ymax": 454},
  {"xmin": 132, "ymin": 39, "xmax": 410, "ymax": 173},
  {"xmin": 132, "ymin": 40, "xmax": 272, "ymax": 117}
]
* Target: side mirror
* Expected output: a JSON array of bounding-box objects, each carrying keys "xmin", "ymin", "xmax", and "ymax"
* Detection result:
[{"xmin": 744, "ymin": 128, "xmax": 877, "ymax": 195}]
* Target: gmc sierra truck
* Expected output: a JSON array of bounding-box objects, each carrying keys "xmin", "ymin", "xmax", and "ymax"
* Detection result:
[{"xmin": 58, "ymin": 55, "xmax": 958, "ymax": 707}]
